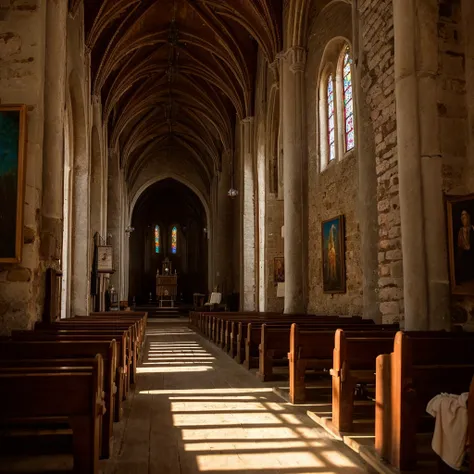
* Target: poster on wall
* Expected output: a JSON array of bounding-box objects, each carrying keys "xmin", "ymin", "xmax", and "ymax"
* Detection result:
[
  {"xmin": 446, "ymin": 194, "xmax": 474, "ymax": 295},
  {"xmin": 321, "ymin": 215, "xmax": 346, "ymax": 294},
  {"xmin": 0, "ymin": 105, "xmax": 27, "ymax": 263}
]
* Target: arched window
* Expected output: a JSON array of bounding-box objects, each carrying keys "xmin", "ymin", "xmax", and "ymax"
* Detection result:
[
  {"xmin": 154, "ymin": 225, "xmax": 160, "ymax": 254},
  {"xmin": 342, "ymin": 49, "xmax": 355, "ymax": 152},
  {"xmin": 327, "ymin": 74, "xmax": 336, "ymax": 162},
  {"xmin": 319, "ymin": 43, "xmax": 355, "ymax": 172},
  {"xmin": 171, "ymin": 226, "xmax": 177, "ymax": 254}
]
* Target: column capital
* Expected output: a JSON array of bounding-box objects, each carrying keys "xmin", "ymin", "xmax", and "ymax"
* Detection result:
[
  {"xmin": 240, "ymin": 116, "xmax": 255, "ymax": 125},
  {"xmin": 279, "ymin": 46, "xmax": 307, "ymax": 73},
  {"xmin": 269, "ymin": 58, "xmax": 280, "ymax": 85}
]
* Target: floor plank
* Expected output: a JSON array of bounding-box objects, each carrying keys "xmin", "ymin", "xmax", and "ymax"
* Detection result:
[{"xmin": 101, "ymin": 320, "xmax": 374, "ymax": 474}]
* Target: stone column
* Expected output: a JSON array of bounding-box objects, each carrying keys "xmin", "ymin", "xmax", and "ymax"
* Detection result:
[
  {"xmin": 240, "ymin": 117, "xmax": 257, "ymax": 311},
  {"xmin": 107, "ymin": 149, "xmax": 122, "ymax": 295},
  {"xmin": 352, "ymin": 0, "xmax": 380, "ymax": 321},
  {"xmin": 393, "ymin": 0, "xmax": 450, "ymax": 330},
  {"xmin": 281, "ymin": 47, "xmax": 306, "ymax": 314},
  {"xmin": 40, "ymin": 0, "xmax": 68, "ymax": 263}
]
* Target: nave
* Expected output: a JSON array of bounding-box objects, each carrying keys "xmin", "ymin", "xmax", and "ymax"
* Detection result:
[{"xmin": 103, "ymin": 321, "xmax": 371, "ymax": 474}]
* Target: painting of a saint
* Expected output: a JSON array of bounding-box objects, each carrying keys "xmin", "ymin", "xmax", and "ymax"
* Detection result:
[
  {"xmin": 274, "ymin": 257, "xmax": 284, "ymax": 283},
  {"xmin": 0, "ymin": 105, "xmax": 27, "ymax": 263},
  {"xmin": 447, "ymin": 195, "xmax": 474, "ymax": 295},
  {"xmin": 321, "ymin": 215, "xmax": 346, "ymax": 293}
]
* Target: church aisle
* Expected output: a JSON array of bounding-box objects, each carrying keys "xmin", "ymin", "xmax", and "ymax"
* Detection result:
[{"xmin": 101, "ymin": 321, "xmax": 372, "ymax": 474}]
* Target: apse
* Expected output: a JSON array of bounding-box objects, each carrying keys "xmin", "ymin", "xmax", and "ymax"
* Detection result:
[{"xmin": 129, "ymin": 178, "xmax": 208, "ymax": 304}]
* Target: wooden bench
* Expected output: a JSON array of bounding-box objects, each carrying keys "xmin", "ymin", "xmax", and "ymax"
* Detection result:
[
  {"xmin": 330, "ymin": 328, "xmax": 399, "ymax": 433},
  {"xmin": 34, "ymin": 321, "xmax": 135, "ymax": 387},
  {"xmin": 0, "ymin": 339, "xmax": 119, "ymax": 458},
  {"xmin": 375, "ymin": 331, "xmax": 474, "ymax": 470},
  {"xmin": 0, "ymin": 356, "xmax": 104, "ymax": 473},
  {"xmin": 14, "ymin": 328, "xmax": 130, "ymax": 399},
  {"xmin": 232, "ymin": 317, "xmax": 371, "ymax": 365},
  {"xmin": 219, "ymin": 314, "xmax": 362, "ymax": 353},
  {"xmin": 288, "ymin": 324, "xmax": 400, "ymax": 405},
  {"xmin": 258, "ymin": 322, "xmax": 397, "ymax": 382}
]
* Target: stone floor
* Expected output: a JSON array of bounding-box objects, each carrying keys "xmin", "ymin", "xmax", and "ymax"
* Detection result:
[{"xmin": 101, "ymin": 320, "xmax": 373, "ymax": 474}]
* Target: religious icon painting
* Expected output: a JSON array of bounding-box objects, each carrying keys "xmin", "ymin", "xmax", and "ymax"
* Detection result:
[
  {"xmin": 446, "ymin": 194, "xmax": 474, "ymax": 295},
  {"xmin": 274, "ymin": 257, "xmax": 285, "ymax": 283},
  {"xmin": 0, "ymin": 105, "xmax": 27, "ymax": 263},
  {"xmin": 321, "ymin": 215, "xmax": 346, "ymax": 294}
]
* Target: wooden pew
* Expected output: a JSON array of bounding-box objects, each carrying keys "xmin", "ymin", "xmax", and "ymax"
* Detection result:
[
  {"xmin": 219, "ymin": 314, "xmax": 362, "ymax": 352},
  {"xmin": 0, "ymin": 357, "xmax": 104, "ymax": 473},
  {"xmin": 241, "ymin": 318, "xmax": 376, "ymax": 368},
  {"xmin": 330, "ymin": 328, "xmax": 398, "ymax": 433},
  {"xmin": 375, "ymin": 331, "xmax": 474, "ymax": 470},
  {"xmin": 91, "ymin": 311, "xmax": 147, "ymax": 344},
  {"xmin": 14, "ymin": 328, "xmax": 130, "ymax": 399},
  {"xmin": 34, "ymin": 321, "xmax": 135, "ymax": 388},
  {"xmin": 258, "ymin": 322, "xmax": 398, "ymax": 381},
  {"xmin": 80, "ymin": 314, "xmax": 145, "ymax": 367},
  {"xmin": 288, "ymin": 324, "xmax": 400, "ymax": 405},
  {"xmin": 233, "ymin": 317, "xmax": 371, "ymax": 365},
  {"xmin": 0, "ymin": 340, "xmax": 120, "ymax": 454}
]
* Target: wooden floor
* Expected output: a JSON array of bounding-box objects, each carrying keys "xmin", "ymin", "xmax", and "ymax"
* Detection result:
[{"xmin": 102, "ymin": 320, "xmax": 373, "ymax": 474}]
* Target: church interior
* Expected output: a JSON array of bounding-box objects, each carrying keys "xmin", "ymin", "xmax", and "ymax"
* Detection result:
[{"xmin": 0, "ymin": 0, "xmax": 474, "ymax": 472}]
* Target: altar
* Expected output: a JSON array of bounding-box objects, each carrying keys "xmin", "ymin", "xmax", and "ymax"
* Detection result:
[{"xmin": 156, "ymin": 258, "xmax": 178, "ymax": 307}]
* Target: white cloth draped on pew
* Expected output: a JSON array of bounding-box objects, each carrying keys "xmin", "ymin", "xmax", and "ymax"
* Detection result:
[{"xmin": 426, "ymin": 392, "xmax": 469, "ymax": 470}]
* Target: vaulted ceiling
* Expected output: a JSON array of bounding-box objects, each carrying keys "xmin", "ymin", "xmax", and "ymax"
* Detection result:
[{"xmin": 82, "ymin": 0, "xmax": 282, "ymax": 188}]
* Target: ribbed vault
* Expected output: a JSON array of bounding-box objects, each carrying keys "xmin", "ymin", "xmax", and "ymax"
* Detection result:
[{"xmin": 82, "ymin": 0, "xmax": 282, "ymax": 188}]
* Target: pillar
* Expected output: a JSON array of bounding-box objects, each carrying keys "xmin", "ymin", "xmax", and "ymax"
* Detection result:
[
  {"xmin": 394, "ymin": 0, "xmax": 450, "ymax": 330},
  {"xmin": 40, "ymin": 0, "xmax": 68, "ymax": 263},
  {"xmin": 352, "ymin": 0, "xmax": 380, "ymax": 321},
  {"xmin": 281, "ymin": 47, "xmax": 307, "ymax": 314},
  {"xmin": 240, "ymin": 117, "xmax": 257, "ymax": 311},
  {"xmin": 107, "ymin": 149, "xmax": 122, "ymax": 295}
]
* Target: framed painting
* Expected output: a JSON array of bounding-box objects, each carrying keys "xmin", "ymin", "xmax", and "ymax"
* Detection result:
[
  {"xmin": 321, "ymin": 215, "xmax": 346, "ymax": 293},
  {"xmin": 446, "ymin": 194, "xmax": 474, "ymax": 295},
  {"xmin": 274, "ymin": 257, "xmax": 284, "ymax": 283},
  {"xmin": 0, "ymin": 105, "xmax": 27, "ymax": 263}
]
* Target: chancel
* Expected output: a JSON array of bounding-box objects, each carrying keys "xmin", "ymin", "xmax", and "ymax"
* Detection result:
[{"xmin": 0, "ymin": 1, "xmax": 474, "ymax": 473}]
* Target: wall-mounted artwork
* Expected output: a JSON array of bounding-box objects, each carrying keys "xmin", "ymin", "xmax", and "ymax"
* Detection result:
[
  {"xmin": 0, "ymin": 105, "xmax": 27, "ymax": 263},
  {"xmin": 321, "ymin": 215, "xmax": 346, "ymax": 293},
  {"xmin": 446, "ymin": 194, "xmax": 474, "ymax": 295},
  {"xmin": 274, "ymin": 257, "xmax": 285, "ymax": 283}
]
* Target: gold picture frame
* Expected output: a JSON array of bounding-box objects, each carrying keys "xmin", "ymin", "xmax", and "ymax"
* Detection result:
[
  {"xmin": 0, "ymin": 104, "xmax": 27, "ymax": 263},
  {"xmin": 446, "ymin": 193, "xmax": 474, "ymax": 295}
]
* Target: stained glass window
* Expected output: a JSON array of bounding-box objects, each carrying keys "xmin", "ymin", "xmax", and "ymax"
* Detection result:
[
  {"xmin": 327, "ymin": 75, "xmax": 336, "ymax": 162},
  {"xmin": 154, "ymin": 225, "xmax": 160, "ymax": 254},
  {"xmin": 171, "ymin": 226, "xmax": 177, "ymax": 254},
  {"xmin": 343, "ymin": 49, "xmax": 355, "ymax": 151}
]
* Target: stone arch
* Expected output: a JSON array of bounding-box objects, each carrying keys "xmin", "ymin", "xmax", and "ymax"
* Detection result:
[
  {"xmin": 69, "ymin": 69, "xmax": 90, "ymax": 315},
  {"xmin": 128, "ymin": 174, "xmax": 212, "ymax": 291}
]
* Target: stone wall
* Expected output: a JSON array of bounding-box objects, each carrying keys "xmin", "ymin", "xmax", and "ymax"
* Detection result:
[
  {"xmin": 359, "ymin": 0, "xmax": 401, "ymax": 323},
  {"xmin": 305, "ymin": 1, "xmax": 362, "ymax": 316},
  {"xmin": 438, "ymin": 0, "xmax": 474, "ymax": 325},
  {"xmin": 0, "ymin": 1, "xmax": 46, "ymax": 335}
]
